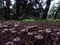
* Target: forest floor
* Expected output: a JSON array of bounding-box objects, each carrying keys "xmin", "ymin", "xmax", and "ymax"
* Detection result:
[{"xmin": 0, "ymin": 20, "xmax": 60, "ymax": 45}]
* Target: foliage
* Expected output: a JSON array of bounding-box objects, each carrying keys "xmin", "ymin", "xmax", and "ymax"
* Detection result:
[{"xmin": 0, "ymin": 0, "xmax": 60, "ymax": 20}]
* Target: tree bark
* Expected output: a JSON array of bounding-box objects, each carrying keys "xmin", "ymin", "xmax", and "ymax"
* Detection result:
[
  {"xmin": 6, "ymin": 0, "xmax": 10, "ymax": 20},
  {"xmin": 14, "ymin": 0, "xmax": 20, "ymax": 20},
  {"xmin": 41, "ymin": 0, "xmax": 52, "ymax": 19},
  {"xmin": 54, "ymin": 5, "xmax": 60, "ymax": 19}
]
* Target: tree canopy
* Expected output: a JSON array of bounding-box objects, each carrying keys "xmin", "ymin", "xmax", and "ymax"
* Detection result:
[{"xmin": 0, "ymin": 0, "xmax": 60, "ymax": 20}]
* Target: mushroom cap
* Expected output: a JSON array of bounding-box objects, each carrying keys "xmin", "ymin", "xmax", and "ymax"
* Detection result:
[
  {"xmin": 57, "ymin": 32, "xmax": 60, "ymax": 35},
  {"xmin": 45, "ymin": 28, "xmax": 51, "ymax": 33},
  {"xmin": 35, "ymin": 35, "xmax": 43, "ymax": 39},
  {"xmin": 13, "ymin": 37, "xmax": 21, "ymax": 42},
  {"xmin": 27, "ymin": 32, "xmax": 34, "ymax": 35},
  {"xmin": 5, "ymin": 41, "xmax": 14, "ymax": 45}
]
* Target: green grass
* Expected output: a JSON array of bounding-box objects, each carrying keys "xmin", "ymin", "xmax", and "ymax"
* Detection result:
[
  {"xmin": 23, "ymin": 19, "xmax": 35, "ymax": 22},
  {"xmin": 22, "ymin": 18, "xmax": 60, "ymax": 23},
  {"xmin": 0, "ymin": 18, "xmax": 60, "ymax": 23}
]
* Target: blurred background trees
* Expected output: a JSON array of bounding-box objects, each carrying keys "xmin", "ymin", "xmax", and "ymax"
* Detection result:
[
  {"xmin": 0, "ymin": 0, "xmax": 60, "ymax": 20},
  {"xmin": 48, "ymin": 1, "xmax": 60, "ymax": 19}
]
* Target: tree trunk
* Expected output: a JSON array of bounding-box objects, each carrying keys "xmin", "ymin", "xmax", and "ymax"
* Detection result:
[
  {"xmin": 41, "ymin": 0, "xmax": 52, "ymax": 19},
  {"xmin": 54, "ymin": 5, "xmax": 60, "ymax": 19},
  {"xmin": 3, "ymin": 6, "xmax": 6, "ymax": 19},
  {"xmin": 6, "ymin": 0, "xmax": 10, "ymax": 20},
  {"xmin": 14, "ymin": 0, "xmax": 20, "ymax": 20}
]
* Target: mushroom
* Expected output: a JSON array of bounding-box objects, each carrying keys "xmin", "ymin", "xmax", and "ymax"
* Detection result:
[
  {"xmin": 27, "ymin": 32, "xmax": 34, "ymax": 35},
  {"xmin": 5, "ymin": 41, "xmax": 14, "ymax": 45},
  {"xmin": 35, "ymin": 35, "xmax": 43, "ymax": 39},
  {"xmin": 13, "ymin": 37, "xmax": 21, "ymax": 42},
  {"xmin": 45, "ymin": 28, "xmax": 51, "ymax": 33}
]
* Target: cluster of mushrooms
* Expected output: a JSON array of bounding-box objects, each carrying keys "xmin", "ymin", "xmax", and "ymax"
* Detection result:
[{"xmin": 0, "ymin": 21, "xmax": 60, "ymax": 45}]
